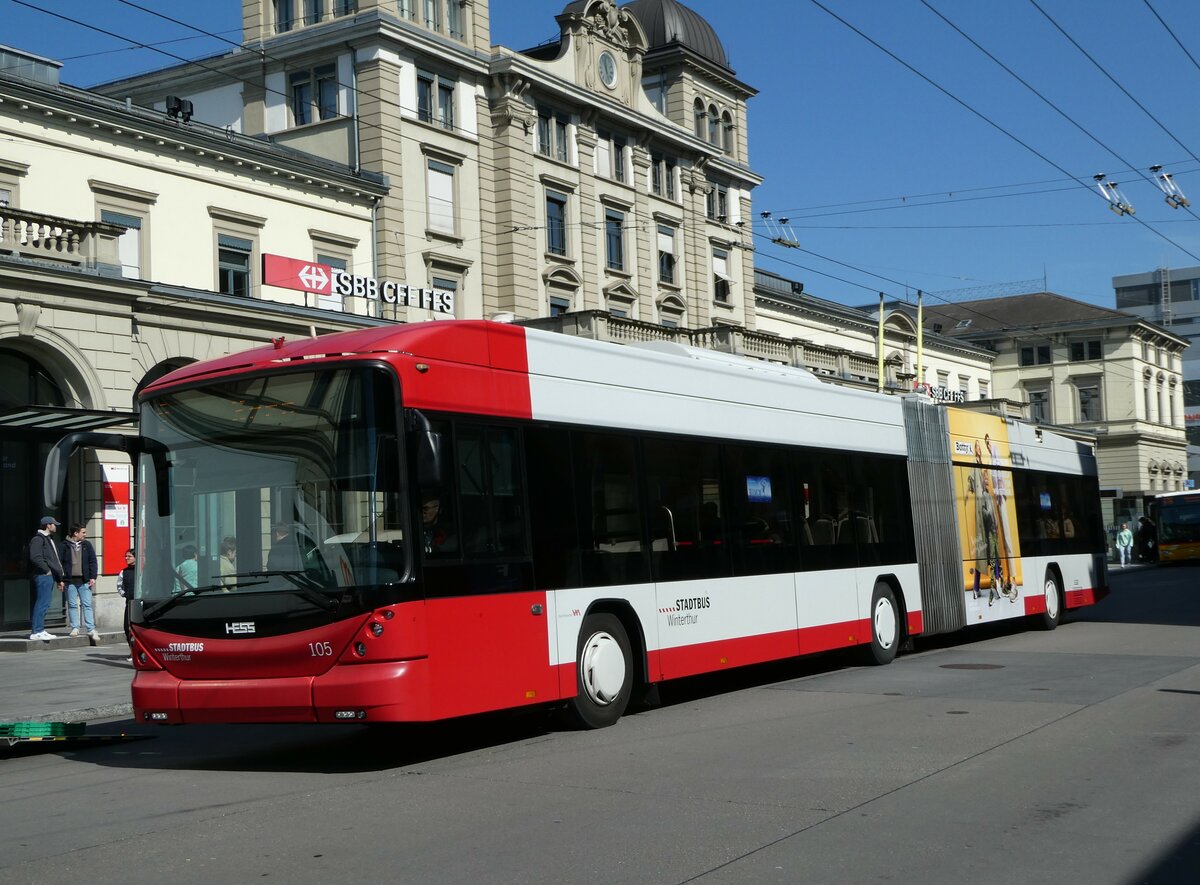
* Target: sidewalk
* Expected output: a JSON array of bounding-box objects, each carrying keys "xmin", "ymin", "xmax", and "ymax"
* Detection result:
[{"xmin": 0, "ymin": 641, "xmax": 134, "ymax": 724}]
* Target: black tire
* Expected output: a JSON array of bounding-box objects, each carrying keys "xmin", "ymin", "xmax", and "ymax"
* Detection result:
[
  {"xmin": 569, "ymin": 613, "xmax": 633, "ymax": 729},
  {"xmin": 1036, "ymin": 571, "xmax": 1062, "ymax": 631},
  {"xmin": 863, "ymin": 582, "xmax": 900, "ymax": 666}
]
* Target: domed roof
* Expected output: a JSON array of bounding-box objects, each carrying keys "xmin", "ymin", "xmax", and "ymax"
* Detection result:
[{"xmin": 622, "ymin": 0, "xmax": 729, "ymax": 69}]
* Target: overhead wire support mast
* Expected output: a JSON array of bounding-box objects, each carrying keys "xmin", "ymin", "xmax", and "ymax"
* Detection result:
[
  {"xmin": 1150, "ymin": 165, "xmax": 1190, "ymax": 209},
  {"xmin": 1093, "ymin": 174, "xmax": 1135, "ymax": 216},
  {"xmin": 760, "ymin": 212, "xmax": 801, "ymax": 248}
]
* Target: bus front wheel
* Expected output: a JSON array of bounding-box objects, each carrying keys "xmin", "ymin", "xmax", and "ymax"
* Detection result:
[
  {"xmin": 570, "ymin": 613, "xmax": 633, "ymax": 729},
  {"xmin": 1037, "ymin": 572, "xmax": 1062, "ymax": 631},
  {"xmin": 863, "ymin": 583, "xmax": 900, "ymax": 666}
]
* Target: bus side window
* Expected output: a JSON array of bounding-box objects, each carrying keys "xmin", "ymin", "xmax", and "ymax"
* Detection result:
[
  {"xmin": 574, "ymin": 432, "xmax": 648, "ymax": 586},
  {"xmin": 643, "ymin": 437, "xmax": 729, "ymax": 583},
  {"xmin": 794, "ymin": 449, "xmax": 857, "ymax": 571},
  {"xmin": 723, "ymin": 443, "xmax": 796, "ymax": 577},
  {"xmin": 453, "ymin": 424, "xmax": 527, "ymax": 558}
]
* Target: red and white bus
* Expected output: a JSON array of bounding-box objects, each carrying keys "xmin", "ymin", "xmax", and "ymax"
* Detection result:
[{"xmin": 46, "ymin": 320, "xmax": 1107, "ymax": 728}]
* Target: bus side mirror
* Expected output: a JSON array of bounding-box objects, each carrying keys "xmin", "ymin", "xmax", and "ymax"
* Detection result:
[
  {"xmin": 44, "ymin": 432, "xmax": 172, "ymax": 517},
  {"xmin": 408, "ymin": 409, "xmax": 443, "ymax": 487},
  {"xmin": 416, "ymin": 431, "xmax": 443, "ymax": 488}
]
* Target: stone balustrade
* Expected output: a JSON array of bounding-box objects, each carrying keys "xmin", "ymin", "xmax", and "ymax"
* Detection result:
[{"xmin": 0, "ymin": 206, "xmax": 125, "ymax": 274}]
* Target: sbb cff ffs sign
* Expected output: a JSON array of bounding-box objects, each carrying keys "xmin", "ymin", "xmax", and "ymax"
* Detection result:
[{"xmin": 262, "ymin": 254, "xmax": 454, "ymax": 315}]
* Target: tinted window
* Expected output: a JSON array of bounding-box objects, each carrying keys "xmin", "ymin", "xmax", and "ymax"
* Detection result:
[
  {"xmin": 723, "ymin": 444, "xmax": 797, "ymax": 576},
  {"xmin": 574, "ymin": 432, "xmax": 648, "ymax": 586},
  {"xmin": 794, "ymin": 449, "xmax": 859, "ymax": 570},
  {"xmin": 644, "ymin": 438, "xmax": 730, "ymax": 582}
]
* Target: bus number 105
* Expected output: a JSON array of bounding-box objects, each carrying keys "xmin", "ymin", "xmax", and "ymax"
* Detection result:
[{"xmin": 308, "ymin": 641, "xmax": 334, "ymax": 657}]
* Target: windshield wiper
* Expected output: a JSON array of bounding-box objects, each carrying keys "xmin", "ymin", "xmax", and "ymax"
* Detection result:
[
  {"xmin": 255, "ymin": 570, "xmax": 341, "ymax": 612},
  {"xmin": 141, "ymin": 579, "xmax": 268, "ymax": 620}
]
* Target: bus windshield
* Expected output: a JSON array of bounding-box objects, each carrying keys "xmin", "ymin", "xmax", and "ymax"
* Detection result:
[
  {"xmin": 1159, "ymin": 498, "xmax": 1200, "ymax": 543},
  {"xmin": 135, "ymin": 366, "xmax": 408, "ymax": 612}
]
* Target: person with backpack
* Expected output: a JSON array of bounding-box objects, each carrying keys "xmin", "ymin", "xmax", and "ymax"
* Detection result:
[
  {"xmin": 28, "ymin": 516, "xmax": 65, "ymax": 641},
  {"xmin": 62, "ymin": 522, "xmax": 100, "ymax": 642}
]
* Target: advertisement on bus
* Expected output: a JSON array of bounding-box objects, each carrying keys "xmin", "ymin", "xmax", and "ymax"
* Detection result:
[{"xmin": 947, "ymin": 410, "xmax": 1024, "ymax": 602}]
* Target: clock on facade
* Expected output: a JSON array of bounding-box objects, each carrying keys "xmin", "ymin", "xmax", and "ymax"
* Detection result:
[{"xmin": 597, "ymin": 51, "xmax": 617, "ymax": 88}]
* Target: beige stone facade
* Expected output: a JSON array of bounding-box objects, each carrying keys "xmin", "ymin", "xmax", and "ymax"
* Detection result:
[
  {"xmin": 0, "ymin": 55, "xmax": 387, "ymax": 631},
  {"xmin": 99, "ymin": 0, "xmax": 762, "ymax": 329}
]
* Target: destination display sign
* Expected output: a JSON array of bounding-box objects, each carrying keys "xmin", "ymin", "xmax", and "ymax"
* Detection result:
[
  {"xmin": 262, "ymin": 253, "xmax": 454, "ymax": 315},
  {"xmin": 914, "ymin": 382, "xmax": 966, "ymax": 404}
]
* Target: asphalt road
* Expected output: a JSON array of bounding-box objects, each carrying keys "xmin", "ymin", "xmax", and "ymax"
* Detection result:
[{"xmin": 3, "ymin": 564, "xmax": 1198, "ymax": 885}]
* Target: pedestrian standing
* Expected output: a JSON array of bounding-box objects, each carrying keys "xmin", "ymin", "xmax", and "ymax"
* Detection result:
[
  {"xmin": 27, "ymin": 516, "xmax": 65, "ymax": 641},
  {"xmin": 63, "ymin": 521, "xmax": 100, "ymax": 642},
  {"xmin": 117, "ymin": 548, "xmax": 135, "ymax": 662},
  {"xmin": 1117, "ymin": 522, "xmax": 1134, "ymax": 568}
]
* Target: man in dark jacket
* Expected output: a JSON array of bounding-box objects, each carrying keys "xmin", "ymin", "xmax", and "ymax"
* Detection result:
[
  {"xmin": 28, "ymin": 516, "xmax": 65, "ymax": 641},
  {"xmin": 62, "ymin": 522, "xmax": 100, "ymax": 642}
]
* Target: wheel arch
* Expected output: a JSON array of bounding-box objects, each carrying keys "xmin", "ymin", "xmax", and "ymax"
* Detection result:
[
  {"xmin": 872, "ymin": 572, "xmax": 909, "ymax": 641},
  {"xmin": 582, "ymin": 599, "xmax": 650, "ymax": 685}
]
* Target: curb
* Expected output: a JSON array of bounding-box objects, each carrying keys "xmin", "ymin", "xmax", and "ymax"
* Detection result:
[{"xmin": 14, "ymin": 703, "xmax": 135, "ymax": 725}]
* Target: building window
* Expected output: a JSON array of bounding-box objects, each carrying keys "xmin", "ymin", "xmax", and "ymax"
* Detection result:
[
  {"xmin": 693, "ymin": 99, "xmax": 705, "ymax": 139},
  {"xmin": 1157, "ymin": 380, "xmax": 1166, "ymax": 425},
  {"xmin": 545, "ymin": 191, "xmax": 567, "ymax": 257},
  {"xmin": 101, "ymin": 210, "xmax": 143, "ymax": 279},
  {"xmin": 290, "ymin": 63, "xmax": 337, "ymax": 125},
  {"xmin": 706, "ymin": 181, "xmax": 728, "ymax": 222},
  {"xmin": 398, "ymin": 0, "xmax": 414, "ymax": 19},
  {"xmin": 707, "ymin": 104, "xmax": 719, "ymax": 145},
  {"xmin": 423, "ymin": 0, "xmax": 441, "ymax": 30},
  {"xmin": 275, "ymin": 0, "xmax": 296, "ymax": 32},
  {"xmin": 417, "ymin": 70, "xmax": 454, "ymax": 129},
  {"xmin": 712, "ymin": 247, "xmax": 731, "ymax": 303},
  {"xmin": 446, "ymin": 0, "xmax": 465, "ymax": 39},
  {"xmin": 937, "ymin": 370, "xmax": 950, "ymax": 389},
  {"xmin": 1069, "ymin": 339, "xmax": 1102, "ymax": 361},
  {"xmin": 303, "ymin": 0, "xmax": 324, "ymax": 25},
  {"xmin": 596, "ymin": 132, "xmax": 626, "ymax": 183},
  {"xmin": 1028, "ymin": 387, "xmax": 1050, "ymax": 423},
  {"xmin": 549, "ymin": 295, "xmax": 571, "ymax": 316},
  {"xmin": 1019, "ymin": 344, "xmax": 1052, "ymax": 366},
  {"xmin": 426, "ymin": 159, "xmax": 456, "ymax": 235},
  {"xmin": 335, "ymin": 1, "xmax": 356, "ymax": 15},
  {"xmin": 645, "ymin": 75, "xmax": 666, "ymax": 113},
  {"xmin": 605, "ymin": 209, "xmax": 624, "ymax": 272},
  {"xmin": 657, "ymin": 225, "xmax": 676, "ymax": 285},
  {"xmin": 1077, "ymin": 382, "xmax": 1102, "ymax": 422},
  {"xmin": 722, "ymin": 111, "xmax": 734, "ymax": 154},
  {"xmin": 432, "ymin": 274, "xmax": 458, "ymax": 300},
  {"xmin": 958, "ymin": 375, "xmax": 969, "ymax": 397},
  {"xmin": 218, "ymin": 234, "xmax": 253, "ymax": 297},
  {"xmin": 979, "ymin": 380, "xmax": 989, "ymax": 399},
  {"xmin": 537, "ymin": 110, "xmax": 569, "ymax": 163},
  {"xmin": 651, "ymin": 154, "xmax": 677, "ymax": 200}
]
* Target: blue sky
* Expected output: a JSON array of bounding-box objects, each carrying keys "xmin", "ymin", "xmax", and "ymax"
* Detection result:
[{"xmin": 6, "ymin": 0, "xmax": 1200, "ymax": 308}]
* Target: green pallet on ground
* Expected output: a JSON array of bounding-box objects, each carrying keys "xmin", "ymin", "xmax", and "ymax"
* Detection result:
[{"xmin": 0, "ymin": 722, "xmax": 86, "ymax": 738}]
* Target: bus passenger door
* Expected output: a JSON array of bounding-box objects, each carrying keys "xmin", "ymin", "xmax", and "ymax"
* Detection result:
[{"xmin": 420, "ymin": 421, "xmax": 556, "ymax": 718}]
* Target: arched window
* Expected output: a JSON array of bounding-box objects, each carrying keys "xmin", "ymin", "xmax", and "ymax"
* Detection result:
[
  {"xmin": 707, "ymin": 104, "xmax": 719, "ymax": 145},
  {"xmin": 721, "ymin": 111, "xmax": 734, "ymax": 154},
  {"xmin": 0, "ymin": 349, "xmax": 66, "ymax": 408},
  {"xmin": 693, "ymin": 99, "xmax": 706, "ymax": 139}
]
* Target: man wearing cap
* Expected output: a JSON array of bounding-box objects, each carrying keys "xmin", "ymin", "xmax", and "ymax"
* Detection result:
[{"xmin": 28, "ymin": 516, "xmax": 65, "ymax": 641}]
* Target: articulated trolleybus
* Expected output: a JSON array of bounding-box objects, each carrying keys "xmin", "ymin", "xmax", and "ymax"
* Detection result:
[{"xmin": 46, "ymin": 320, "xmax": 1107, "ymax": 728}]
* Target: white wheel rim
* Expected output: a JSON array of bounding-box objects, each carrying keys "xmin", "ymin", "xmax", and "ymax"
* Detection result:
[
  {"xmin": 580, "ymin": 631, "xmax": 625, "ymax": 706},
  {"xmin": 873, "ymin": 597, "xmax": 897, "ymax": 651},
  {"xmin": 1044, "ymin": 579, "xmax": 1060, "ymax": 619}
]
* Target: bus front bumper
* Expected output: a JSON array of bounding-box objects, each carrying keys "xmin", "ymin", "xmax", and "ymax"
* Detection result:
[{"xmin": 132, "ymin": 659, "xmax": 432, "ymax": 725}]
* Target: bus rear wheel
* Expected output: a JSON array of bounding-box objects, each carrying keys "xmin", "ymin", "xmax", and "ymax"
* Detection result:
[
  {"xmin": 1037, "ymin": 572, "xmax": 1062, "ymax": 631},
  {"xmin": 569, "ymin": 613, "xmax": 633, "ymax": 729},
  {"xmin": 863, "ymin": 583, "xmax": 900, "ymax": 666}
]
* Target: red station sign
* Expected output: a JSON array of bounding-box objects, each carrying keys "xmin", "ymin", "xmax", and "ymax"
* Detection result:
[{"xmin": 262, "ymin": 253, "xmax": 454, "ymax": 315}]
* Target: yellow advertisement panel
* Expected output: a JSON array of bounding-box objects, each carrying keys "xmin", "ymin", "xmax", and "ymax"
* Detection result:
[{"xmin": 947, "ymin": 410, "xmax": 1023, "ymax": 602}]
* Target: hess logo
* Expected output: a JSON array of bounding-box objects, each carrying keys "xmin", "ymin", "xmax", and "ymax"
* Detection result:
[{"xmin": 225, "ymin": 621, "xmax": 256, "ymax": 635}]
